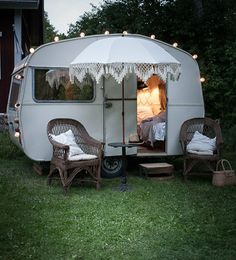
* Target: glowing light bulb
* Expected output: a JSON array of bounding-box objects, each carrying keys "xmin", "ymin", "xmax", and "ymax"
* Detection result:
[
  {"xmin": 14, "ymin": 131, "xmax": 20, "ymax": 138},
  {"xmin": 15, "ymin": 74, "xmax": 22, "ymax": 80},
  {"xmin": 29, "ymin": 48, "xmax": 35, "ymax": 53},
  {"xmin": 200, "ymin": 77, "xmax": 205, "ymax": 83},
  {"xmin": 192, "ymin": 54, "xmax": 198, "ymax": 59},
  {"xmin": 173, "ymin": 42, "xmax": 178, "ymax": 47},
  {"xmin": 104, "ymin": 31, "xmax": 109, "ymax": 35},
  {"xmin": 54, "ymin": 36, "xmax": 59, "ymax": 42},
  {"xmin": 80, "ymin": 32, "xmax": 85, "ymax": 37}
]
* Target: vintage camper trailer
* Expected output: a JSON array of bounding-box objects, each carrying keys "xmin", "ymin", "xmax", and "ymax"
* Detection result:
[{"xmin": 6, "ymin": 33, "xmax": 204, "ymax": 177}]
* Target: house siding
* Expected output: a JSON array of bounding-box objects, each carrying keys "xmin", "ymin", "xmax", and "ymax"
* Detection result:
[{"xmin": 0, "ymin": 9, "xmax": 14, "ymax": 112}]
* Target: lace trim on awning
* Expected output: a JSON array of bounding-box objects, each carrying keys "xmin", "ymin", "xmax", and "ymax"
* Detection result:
[{"xmin": 69, "ymin": 63, "xmax": 181, "ymax": 84}]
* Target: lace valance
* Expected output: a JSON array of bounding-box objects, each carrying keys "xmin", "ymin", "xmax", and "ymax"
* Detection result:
[{"xmin": 69, "ymin": 62, "xmax": 181, "ymax": 84}]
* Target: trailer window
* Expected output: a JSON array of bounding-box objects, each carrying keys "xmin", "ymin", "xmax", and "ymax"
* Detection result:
[
  {"xmin": 34, "ymin": 69, "xmax": 94, "ymax": 101},
  {"xmin": 9, "ymin": 76, "xmax": 22, "ymax": 109}
]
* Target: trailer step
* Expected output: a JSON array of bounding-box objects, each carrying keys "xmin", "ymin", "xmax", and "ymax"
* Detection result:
[{"xmin": 139, "ymin": 162, "xmax": 174, "ymax": 180}]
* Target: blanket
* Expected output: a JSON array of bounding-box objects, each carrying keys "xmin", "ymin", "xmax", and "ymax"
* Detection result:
[{"xmin": 139, "ymin": 111, "xmax": 166, "ymax": 146}]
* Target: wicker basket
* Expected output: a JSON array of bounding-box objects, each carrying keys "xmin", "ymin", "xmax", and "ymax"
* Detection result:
[{"xmin": 212, "ymin": 159, "xmax": 236, "ymax": 187}]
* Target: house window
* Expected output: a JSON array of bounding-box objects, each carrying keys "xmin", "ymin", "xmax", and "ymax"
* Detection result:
[{"xmin": 34, "ymin": 68, "xmax": 94, "ymax": 102}]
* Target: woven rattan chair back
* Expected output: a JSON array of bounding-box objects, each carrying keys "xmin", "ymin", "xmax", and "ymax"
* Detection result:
[
  {"xmin": 179, "ymin": 117, "xmax": 223, "ymax": 179},
  {"xmin": 47, "ymin": 118, "xmax": 103, "ymax": 194}
]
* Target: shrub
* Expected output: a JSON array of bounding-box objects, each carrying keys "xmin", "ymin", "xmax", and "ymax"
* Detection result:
[
  {"xmin": 222, "ymin": 125, "xmax": 236, "ymax": 152},
  {"xmin": 0, "ymin": 133, "xmax": 24, "ymax": 159}
]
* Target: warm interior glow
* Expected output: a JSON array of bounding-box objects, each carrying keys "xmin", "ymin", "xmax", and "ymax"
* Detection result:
[{"xmin": 137, "ymin": 75, "xmax": 166, "ymax": 124}]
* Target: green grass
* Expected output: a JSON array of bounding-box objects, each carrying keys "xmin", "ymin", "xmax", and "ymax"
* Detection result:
[{"xmin": 0, "ymin": 133, "xmax": 236, "ymax": 259}]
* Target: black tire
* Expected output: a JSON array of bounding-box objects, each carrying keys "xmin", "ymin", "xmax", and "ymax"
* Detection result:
[{"xmin": 101, "ymin": 157, "xmax": 123, "ymax": 178}]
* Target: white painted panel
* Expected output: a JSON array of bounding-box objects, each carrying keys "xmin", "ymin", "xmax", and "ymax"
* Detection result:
[
  {"xmin": 166, "ymin": 105, "xmax": 204, "ymax": 155},
  {"xmin": 104, "ymin": 75, "xmax": 137, "ymax": 156},
  {"xmin": 21, "ymin": 103, "xmax": 103, "ymax": 161}
]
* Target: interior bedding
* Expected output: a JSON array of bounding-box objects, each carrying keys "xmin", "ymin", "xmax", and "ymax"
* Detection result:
[
  {"xmin": 137, "ymin": 106, "xmax": 154, "ymax": 125},
  {"xmin": 138, "ymin": 111, "xmax": 166, "ymax": 146}
]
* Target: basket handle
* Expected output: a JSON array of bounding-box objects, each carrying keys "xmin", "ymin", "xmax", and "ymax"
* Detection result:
[{"xmin": 216, "ymin": 159, "xmax": 233, "ymax": 171}]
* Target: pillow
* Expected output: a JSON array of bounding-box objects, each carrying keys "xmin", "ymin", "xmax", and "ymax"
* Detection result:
[
  {"xmin": 51, "ymin": 129, "xmax": 75, "ymax": 146},
  {"xmin": 50, "ymin": 129, "xmax": 84, "ymax": 157},
  {"xmin": 137, "ymin": 106, "xmax": 154, "ymax": 125},
  {"xmin": 187, "ymin": 131, "xmax": 216, "ymax": 154}
]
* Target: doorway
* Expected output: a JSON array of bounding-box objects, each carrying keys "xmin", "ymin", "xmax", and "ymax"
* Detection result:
[{"xmin": 136, "ymin": 75, "xmax": 167, "ymax": 154}]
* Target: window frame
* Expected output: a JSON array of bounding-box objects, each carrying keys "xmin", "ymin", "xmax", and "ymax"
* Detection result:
[
  {"xmin": 32, "ymin": 67, "xmax": 96, "ymax": 103},
  {"xmin": 8, "ymin": 71, "xmax": 24, "ymax": 110}
]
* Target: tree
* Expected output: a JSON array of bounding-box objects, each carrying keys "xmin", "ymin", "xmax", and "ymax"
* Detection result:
[
  {"xmin": 44, "ymin": 12, "xmax": 58, "ymax": 43},
  {"xmin": 44, "ymin": 12, "xmax": 67, "ymax": 43}
]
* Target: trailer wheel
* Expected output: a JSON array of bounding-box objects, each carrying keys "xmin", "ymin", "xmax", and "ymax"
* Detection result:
[{"xmin": 101, "ymin": 157, "xmax": 123, "ymax": 178}]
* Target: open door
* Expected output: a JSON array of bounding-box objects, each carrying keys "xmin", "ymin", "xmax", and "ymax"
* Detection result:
[
  {"xmin": 101, "ymin": 75, "xmax": 137, "ymax": 178},
  {"xmin": 137, "ymin": 75, "xmax": 167, "ymax": 156}
]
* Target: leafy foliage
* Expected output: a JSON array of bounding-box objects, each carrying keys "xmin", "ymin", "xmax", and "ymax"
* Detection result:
[
  {"xmin": 0, "ymin": 133, "xmax": 24, "ymax": 159},
  {"xmin": 43, "ymin": 12, "xmax": 67, "ymax": 43}
]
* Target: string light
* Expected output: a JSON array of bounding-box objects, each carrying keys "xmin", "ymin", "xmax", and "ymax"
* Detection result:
[
  {"xmin": 173, "ymin": 42, "xmax": 178, "ymax": 47},
  {"xmin": 54, "ymin": 36, "xmax": 59, "ymax": 42},
  {"xmin": 15, "ymin": 74, "xmax": 23, "ymax": 80},
  {"xmin": 80, "ymin": 32, "xmax": 85, "ymax": 37},
  {"xmin": 200, "ymin": 77, "xmax": 205, "ymax": 83},
  {"xmin": 192, "ymin": 54, "xmax": 198, "ymax": 59},
  {"xmin": 104, "ymin": 31, "xmax": 109, "ymax": 35},
  {"xmin": 14, "ymin": 131, "xmax": 20, "ymax": 138},
  {"xmin": 29, "ymin": 48, "xmax": 35, "ymax": 53},
  {"xmin": 150, "ymin": 34, "xmax": 155, "ymax": 39}
]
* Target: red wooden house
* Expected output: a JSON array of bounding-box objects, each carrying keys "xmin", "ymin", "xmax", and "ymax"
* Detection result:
[{"xmin": 0, "ymin": 0, "xmax": 44, "ymax": 113}]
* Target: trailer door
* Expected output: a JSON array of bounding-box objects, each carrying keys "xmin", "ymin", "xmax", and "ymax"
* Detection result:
[{"xmin": 103, "ymin": 75, "xmax": 137, "ymax": 156}]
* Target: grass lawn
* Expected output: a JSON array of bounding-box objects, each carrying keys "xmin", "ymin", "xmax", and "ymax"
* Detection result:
[{"xmin": 0, "ymin": 133, "xmax": 236, "ymax": 259}]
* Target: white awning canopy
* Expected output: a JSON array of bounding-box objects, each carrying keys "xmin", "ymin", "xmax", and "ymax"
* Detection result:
[{"xmin": 69, "ymin": 36, "xmax": 181, "ymax": 84}]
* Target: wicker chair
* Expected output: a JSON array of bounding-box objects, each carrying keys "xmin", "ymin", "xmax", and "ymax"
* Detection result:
[
  {"xmin": 47, "ymin": 118, "xmax": 103, "ymax": 193},
  {"xmin": 179, "ymin": 117, "xmax": 223, "ymax": 179}
]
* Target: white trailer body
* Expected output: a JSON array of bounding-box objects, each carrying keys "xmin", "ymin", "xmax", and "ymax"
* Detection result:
[{"xmin": 7, "ymin": 34, "xmax": 204, "ymax": 176}]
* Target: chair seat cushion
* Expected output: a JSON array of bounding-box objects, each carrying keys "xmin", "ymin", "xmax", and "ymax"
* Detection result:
[
  {"xmin": 187, "ymin": 149, "xmax": 214, "ymax": 155},
  {"xmin": 68, "ymin": 154, "xmax": 97, "ymax": 161},
  {"xmin": 187, "ymin": 131, "xmax": 216, "ymax": 154}
]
